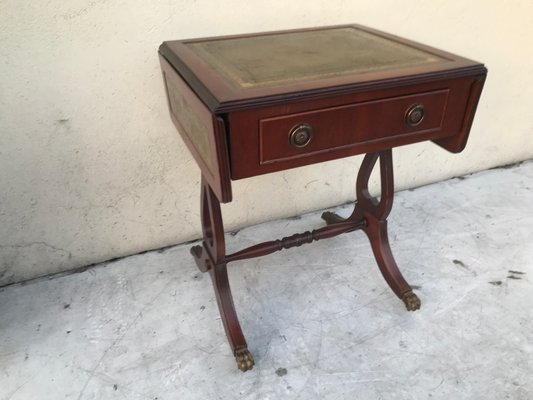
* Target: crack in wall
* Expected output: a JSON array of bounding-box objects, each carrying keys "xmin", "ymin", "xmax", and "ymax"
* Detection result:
[{"xmin": 0, "ymin": 241, "xmax": 71, "ymax": 255}]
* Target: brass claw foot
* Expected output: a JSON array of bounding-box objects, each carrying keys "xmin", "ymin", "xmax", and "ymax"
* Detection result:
[
  {"xmin": 402, "ymin": 291, "xmax": 421, "ymax": 311},
  {"xmin": 234, "ymin": 347, "xmax": 254, "ymax": 372}
]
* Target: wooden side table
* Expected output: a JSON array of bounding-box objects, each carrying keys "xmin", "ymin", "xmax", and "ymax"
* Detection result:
[{"xmin": 158, "ymin": 24, "xmax": 486, "ymax": 371}]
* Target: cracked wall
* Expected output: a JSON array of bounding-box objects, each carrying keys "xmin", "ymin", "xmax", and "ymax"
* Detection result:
[{"xmin": 1, "ymin": 2, "xmax": 533, "ymax": 285}]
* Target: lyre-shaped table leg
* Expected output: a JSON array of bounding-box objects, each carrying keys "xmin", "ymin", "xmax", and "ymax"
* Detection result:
[
  {"xmin": 322, "ymin": 150, "xmax": 421, "ymax": 311},
  {"xmin": 191, "ymin": 150, "xmax": 419, "ymax": 371},
  {"xmin": 190, "ymin": 176, "xmax": 254, "ymax": 372}
]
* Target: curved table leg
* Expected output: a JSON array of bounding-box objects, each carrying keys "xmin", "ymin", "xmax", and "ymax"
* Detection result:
[
  {"xmin": 191, "ymin": 150, "xmax": 419, "ymax": 371},
  {"xmin": 322, "ymin": 150, "xmax": 420, "ymax": 311},
  {"xmin": 364, "ymin": 218, "xmax": 421, "ymax": 311},
  {"xmin": 191, "ymin": 176, "xmax": 254, "ymax": 372},
  {"xmin": 211, "ymin": 263, "xmax": 254, "ymax": 371}
]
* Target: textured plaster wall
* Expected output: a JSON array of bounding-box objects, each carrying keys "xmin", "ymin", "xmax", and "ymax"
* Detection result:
[{"xmin": 1, "ymin": 1, "xmax": 532, "ymax": 286}]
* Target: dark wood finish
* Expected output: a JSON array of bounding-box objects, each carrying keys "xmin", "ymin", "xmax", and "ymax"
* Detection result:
[
  {"xmin": 225, "ymin": 220, "xmax": 366, "ymax": 263},
  {"xmin": 259, "ymin": 89, "xmax": 449, "ymax": 164},
  {"xmin": 159, "ymin": 24, "xmax": 486, "ymax": 112},
  {"xmin": 190, "ymin": 176, "xmax": 253, "ymax": 371},
  {"xmin": 159, "ymin": 24, "xmax": 487, "ymax": 371},
  {"xmin": 191, "ymin": 149, "xmax": 419, "ymax": 371},
  {"xmin": 322, "ymin": 150, "xmax": 420, "ymax": 310},
  {"xmin": 229, "ymin": 75, "xmax": 483, "ymax": 179},
  {"xmin": 434, "ymin": 75, "xmax": 486, "ymax": 152},
  {"xmin": 160, "ymin": 24, "xmax": 486, "ymax": 186},
  {"xmin": 159, "ymin": 56, "xmax": 232, "ymax": 203}
]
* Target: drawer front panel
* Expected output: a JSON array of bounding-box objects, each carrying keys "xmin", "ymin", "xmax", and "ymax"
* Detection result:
[
  {"xmin": 260, "ymin": 90, "xmax": 448, "ymax": 164},
  {"xmin": 227, "ymin": 75, "xmax": 482, "ymax": 180}
]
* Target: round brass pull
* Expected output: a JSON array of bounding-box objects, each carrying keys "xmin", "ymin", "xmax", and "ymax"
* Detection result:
[
  {"xmin": 289, "ymin": 123, "xmax": 313, "ymax": 148},
  {"xmin": 405, "ymin": 104, "xmax": 425, "ymax": 126}
]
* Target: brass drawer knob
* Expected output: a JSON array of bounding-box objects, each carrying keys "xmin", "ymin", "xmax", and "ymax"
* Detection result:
[
  {"xmin": 405, "ymin": 104, "xmax": 425, "ymax": 126},
  {"xmin": 289, "ymin": 123, "xmax": 313, "ymax": 148}
]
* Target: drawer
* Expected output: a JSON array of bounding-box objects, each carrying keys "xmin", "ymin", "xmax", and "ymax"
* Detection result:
[
  {"xmin": 259, "ymin": 90, "xmax": 449, "ymax": 165},
  {"xmin": 227, "ymin": 75, "xmax": 482, "ymax": 180}
]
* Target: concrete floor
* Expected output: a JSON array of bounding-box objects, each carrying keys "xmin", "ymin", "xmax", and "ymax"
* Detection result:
[{"xmin": 1, "ymin": 161, "xmax": 532, "ymax": 400}]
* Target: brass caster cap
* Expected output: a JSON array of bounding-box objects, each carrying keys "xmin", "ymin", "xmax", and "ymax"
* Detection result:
[
  {"xmin": 402, "ymin": 291, "xmax": 421, "ymax": 311},
  {"xmin": 235, "ymin": 347, "xmax": 254, "ymax": 372}
]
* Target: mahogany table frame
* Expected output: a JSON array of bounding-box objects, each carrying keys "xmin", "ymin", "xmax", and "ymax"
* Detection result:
[
  {"xmin": 190, "ymin": 149, "xmax": 421, "ymax": 371},
  {"xmin": 158, "ymin": 24, "xmax": 487, "ymax": 372}
]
